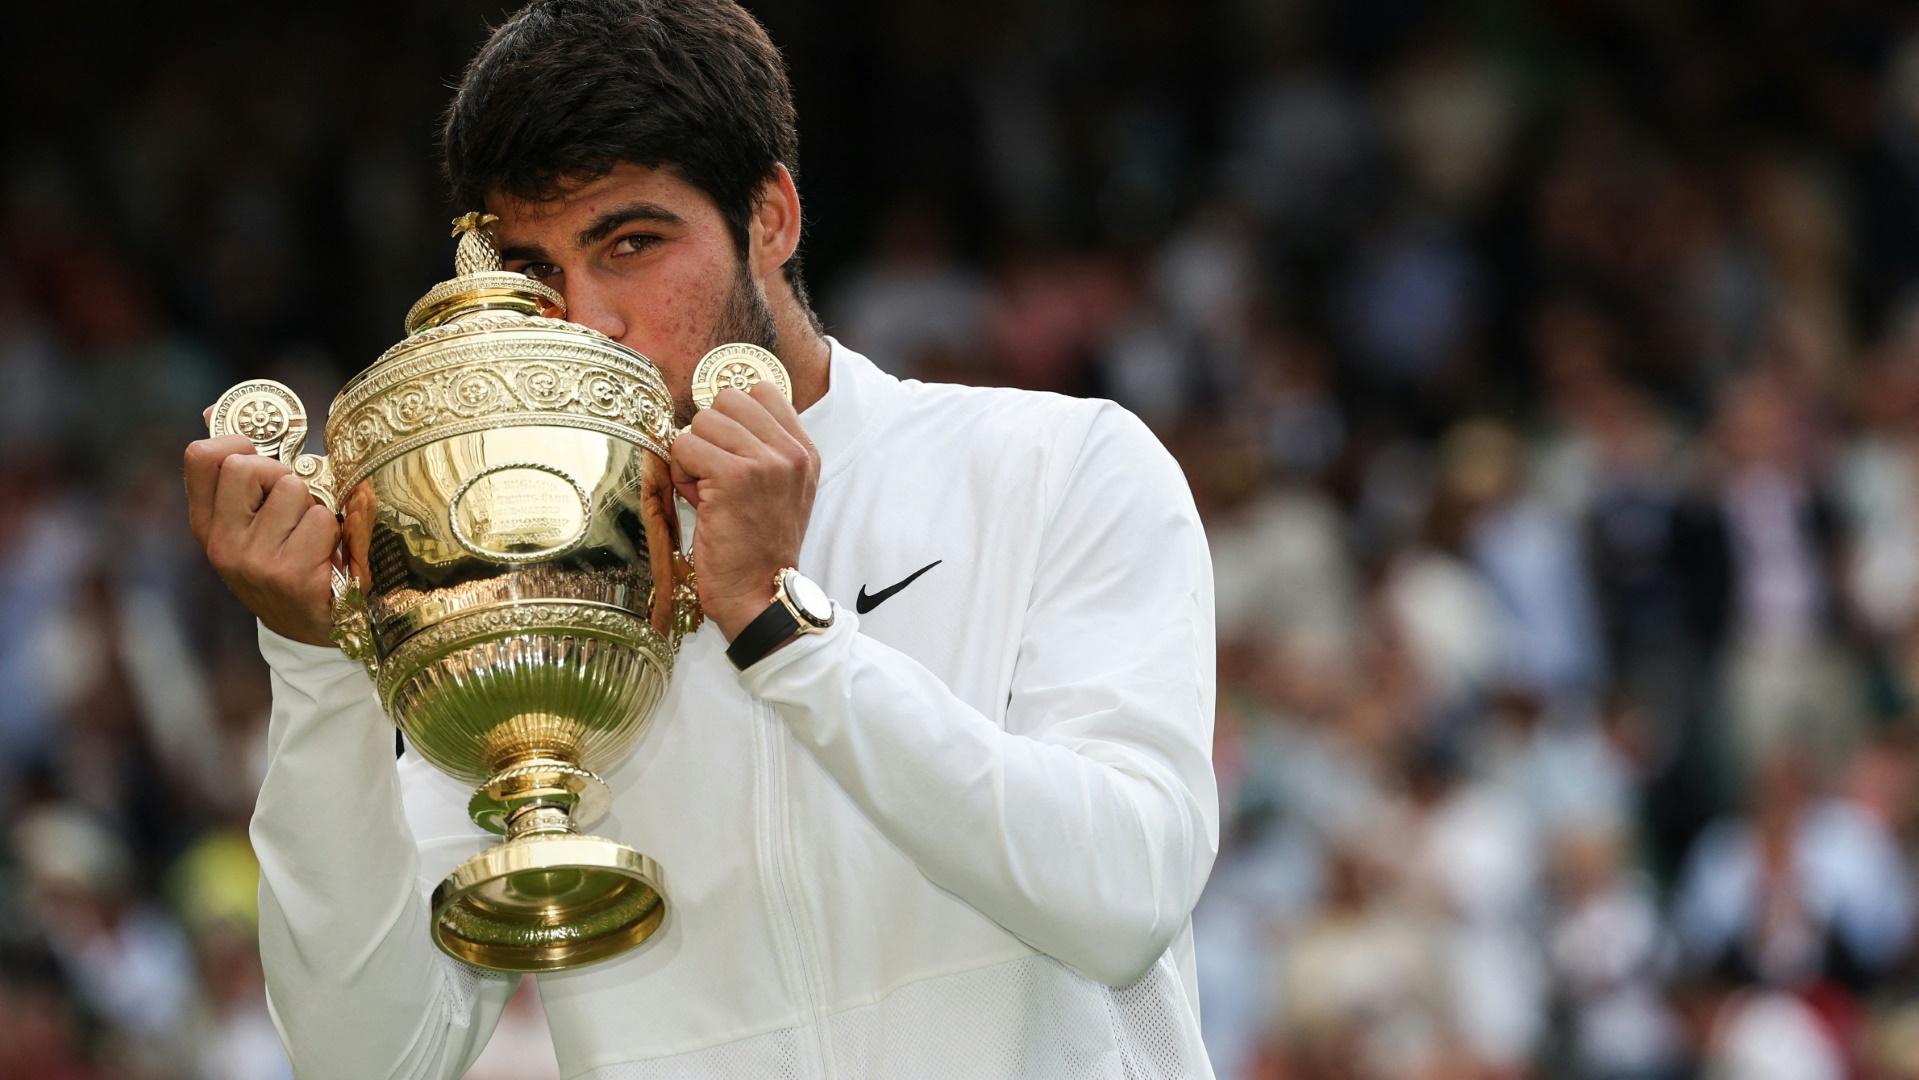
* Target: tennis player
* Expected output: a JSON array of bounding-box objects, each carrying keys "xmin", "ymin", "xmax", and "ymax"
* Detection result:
[{"xmin": 183, "ymin": 1, "xmax": 1218, "ymax": 1075}]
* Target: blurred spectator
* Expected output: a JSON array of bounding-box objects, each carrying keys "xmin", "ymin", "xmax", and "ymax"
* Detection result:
[
  {"xmin": 1225, "ymin": 61, "xmax": 1380, "ymax": 249},
  {"xmin": 191, "ymin": 922, "xmax": 290, "ymax": 1080},
  {"xmin": 1178, "ymin": 421, "xmax": 1360, "ymax": 661},
  {"xmin": 1243, "ymin": 325, "xmax": 1347, "ymax": 480},
  {"xmin": 1156, "ymin": 205, "xmax": 1258, "ymax": 366},
  {"xmin": 1838, "ymin": 327, "xmax": 1919, "ymax": 643},
  {"xmin": 12, "ymin": 805, "xmax": 197, "ymax": 1073},
  {"xmin": 1095, "ymin": 255, "xmax": 1199, "ymax": 427},
  {"xmin": 1339, "ymin": 216, "xmax": 1483, "ymax": 417},
  {"xmin": 1274, "ymin": 841, "xmax": 1452, "ymax": 1080},
  {"xmin": 0, "ymin": 461, "xmax": 93, "ymax": 808},
  {"xmin": 0, "ymin": 968, "xmax": 100, "ymax": 1080},
  {"xmin": 1672, "ymin": 754, "xmax": 1912, "ymax": 990},
  {"xmin": 1401, "ymin": 746, "xmax": 1548, "ymax": 1072},
  {"xmin": 827, "ymin": 197, "xmax": 986, "ymax": 382},
  {"xmin": 1379, "ymin": 35, "xmax": 1520, "ymax": 221},
  {"xmin": 1483, "ymin": 690, "xmax": 1634, "ymax": 841},
  {"xmin": 1546, "ymin": 826, "xmax": 1683, "ymax": 1080},
  {"xmin": 1673, "ymin": 974, "xmax": 1848, "ymax": 1080},
  {"xmin": 1381, "ymin": 522, "xmax": 1504, "ymax": 719},
  {"xmin": 1439, "ymin": 418, "xmax": 1603, "ymax": 704},
  {"xmin": 1710, "ymin": 371, "xmax": 1867, "ymax": 774}
]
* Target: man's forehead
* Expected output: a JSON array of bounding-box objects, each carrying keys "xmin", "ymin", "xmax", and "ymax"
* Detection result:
[{"xmin": 487, "ymin": 162, "xmax": 712, "ymax": 239}]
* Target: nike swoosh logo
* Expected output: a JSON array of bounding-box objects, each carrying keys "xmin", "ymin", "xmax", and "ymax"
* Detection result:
[{"xmin": 856, "ymin": 560, "xmax": 943, "ymax": 614}]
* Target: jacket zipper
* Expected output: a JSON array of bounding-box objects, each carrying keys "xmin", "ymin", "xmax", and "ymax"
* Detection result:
[{"xmin": 756, "ymin": 700, "xmax": 834, "ymax": 1078}]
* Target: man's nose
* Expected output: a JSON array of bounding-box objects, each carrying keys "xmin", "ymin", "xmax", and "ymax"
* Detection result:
[{"xmin": 562, "ymin": 280, "xmax": 628, "ymax": 342}]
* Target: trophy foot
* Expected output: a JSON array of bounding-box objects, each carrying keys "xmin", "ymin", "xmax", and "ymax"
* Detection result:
[
  {"xmin": 429, "ymin": 760, "xmax": 667, "ymax": 971},
  {"xmin": 430, "ymin": 832, "xmax": 665, "ymax": 972}
]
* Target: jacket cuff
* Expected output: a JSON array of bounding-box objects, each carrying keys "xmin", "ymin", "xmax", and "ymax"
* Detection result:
[
  {"xmin": 735, "ymin": 602, "xmax": 856, "ymax": 693},
  {"xmin": 257, "ymin": 622, "xmax": 365, "ymax": 684}
]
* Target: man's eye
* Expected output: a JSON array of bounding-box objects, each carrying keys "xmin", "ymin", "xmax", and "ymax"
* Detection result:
[
  {"xmin": 613, "ymin": 234, "xmax": 659, "ymax": 255},
  {"xmin": 519, "ymin": 263, "xmax": 560, "ymax": 281}
]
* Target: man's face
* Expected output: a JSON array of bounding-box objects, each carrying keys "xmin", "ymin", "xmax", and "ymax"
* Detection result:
[{"xmin": 489, "ymin": 162, "xmax": 777, "ymax": 425}]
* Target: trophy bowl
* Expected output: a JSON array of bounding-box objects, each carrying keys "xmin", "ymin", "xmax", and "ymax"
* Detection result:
[{"xmin": 210, "ymin": 214, "xmax": 785, "ymax": 972}]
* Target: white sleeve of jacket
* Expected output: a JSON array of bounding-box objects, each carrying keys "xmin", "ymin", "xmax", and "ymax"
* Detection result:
[
  {"xmin": 740, "ymin": 403, "xmax": 1219, "ymax": 987},
  {"xmin": 252, "ymin": 626, "xmax": 518, "ymax": 1079}
]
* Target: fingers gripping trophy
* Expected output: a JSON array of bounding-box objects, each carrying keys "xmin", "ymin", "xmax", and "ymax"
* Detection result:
[{"xmin": 208, "ymin": 214, "xmax": 790, "ymax": 972}]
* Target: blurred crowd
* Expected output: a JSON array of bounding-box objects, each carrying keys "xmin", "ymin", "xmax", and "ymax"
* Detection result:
[{"xmin": 9, "ymin": 0, "xmax": 1919, "ymax": 1078}]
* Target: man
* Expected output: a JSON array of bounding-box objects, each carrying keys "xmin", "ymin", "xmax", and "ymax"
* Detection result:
[{"xmin": 183, "ymin": 1, "xmax": 1219, "ymax": 1076}]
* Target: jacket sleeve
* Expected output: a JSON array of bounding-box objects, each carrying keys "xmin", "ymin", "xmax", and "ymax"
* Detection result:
[
  {"xmin": 252, "ymin": 626, "xmax": 518, "ymax": 1079},
  {"xmin": 739, "ymin": 403, "xmax": 1219, "ymax": 986}
]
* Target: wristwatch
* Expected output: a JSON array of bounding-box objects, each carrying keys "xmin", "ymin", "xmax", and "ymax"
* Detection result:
[{"xmin": 726, "ymin": 567, "xmax": 835, "ymax": 670}]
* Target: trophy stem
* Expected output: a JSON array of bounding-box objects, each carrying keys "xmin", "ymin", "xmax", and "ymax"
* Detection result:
[
  {"xmin": 467, "ymin": 756, "xmax": 612, "ymax": 836},
  {"xmin": 503, "ymin": 802, "xmax": 579, "ymax": 840}
]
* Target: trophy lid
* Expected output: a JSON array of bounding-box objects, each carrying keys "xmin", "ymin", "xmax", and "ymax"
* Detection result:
[{"xmin": 404, "ymin": 213, "xmax": 565, "ymax": 333}]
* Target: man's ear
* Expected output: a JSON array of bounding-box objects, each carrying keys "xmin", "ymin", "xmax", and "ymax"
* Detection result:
[{"xmin": 750, "ymin": 164, "xmax": 803, "ymax": 280}]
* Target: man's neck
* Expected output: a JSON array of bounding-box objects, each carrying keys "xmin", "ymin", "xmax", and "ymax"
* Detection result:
[{"xmin": 772, "ymin": 290, "xmax": 832, "ymax": 413}]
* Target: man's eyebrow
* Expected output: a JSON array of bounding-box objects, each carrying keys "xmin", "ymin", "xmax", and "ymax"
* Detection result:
[
  {"xmin": 498, "ymin": 242, "xmax": 551, "ymax": 264},
  {"xmin": 575, "ymin": 202, "xmax": 685, "ymax": 248}
]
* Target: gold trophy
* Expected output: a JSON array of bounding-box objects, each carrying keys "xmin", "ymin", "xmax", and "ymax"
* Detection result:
[{"xmin": 209, "ymin": 214, "xmax": 788, "ymax": 972}]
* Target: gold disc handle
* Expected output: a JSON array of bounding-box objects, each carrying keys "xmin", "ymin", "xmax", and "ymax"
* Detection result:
[
  {"xmin": 689, "ymin": 343, "xmax": 792, "ymax": 414},
  {"xmin": 207, "ymin": 379, "xmax": 338, "ymax": 512}
]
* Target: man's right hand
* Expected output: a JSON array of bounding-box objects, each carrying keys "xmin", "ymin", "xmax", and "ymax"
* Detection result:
[{"xmin": 185, "ymin": 434, "xmax": 340, "ymax": 646}]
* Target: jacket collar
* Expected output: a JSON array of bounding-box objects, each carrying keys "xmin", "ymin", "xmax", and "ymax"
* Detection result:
[{"xmin": 799, "ymin": 337, "xmax": 901, "ymax": 483}]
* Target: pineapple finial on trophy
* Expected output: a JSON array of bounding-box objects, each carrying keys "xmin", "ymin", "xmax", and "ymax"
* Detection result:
[
  {"xmin": 404, "ymin": 212, "xmax": 563, "ymax": 333},
  {"xmin": 451, "ymin": 212, "xmax": 503, "ymax": 276}
]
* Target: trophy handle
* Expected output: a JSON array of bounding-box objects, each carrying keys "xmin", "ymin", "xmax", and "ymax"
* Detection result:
[
  {"xmin": 209, "ymin": 379, "xmax": 374, "ymax": 672},
  {"xmin": 330, "ymin": 569, "xmax": 378, "ymax": 673},
  {"xmin": 207, "ymin": 379, "xmax": 337, "ymax": 511},
  {"xmin": 672, "ymin": 551, "xmax": 704, "ymax": 639}
]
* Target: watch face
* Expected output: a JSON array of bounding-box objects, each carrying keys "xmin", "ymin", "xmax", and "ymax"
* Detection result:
[{"xmin": 784, "ymin": 571, "xmax": 833, "ymax": 626}]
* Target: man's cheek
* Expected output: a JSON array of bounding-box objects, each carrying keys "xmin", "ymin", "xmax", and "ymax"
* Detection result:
[
  {"xmin": 653, "ymin": 262, "xmax": 733, "ymax": 341},
  {"xmin": 619, "ymin": 291, "xmax": 720, "ymax": 379}
]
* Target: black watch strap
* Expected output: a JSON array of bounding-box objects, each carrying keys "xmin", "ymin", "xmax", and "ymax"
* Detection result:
[{"xmin": 726, "ymin": 598, "xmax": 800, "ymax": 670}]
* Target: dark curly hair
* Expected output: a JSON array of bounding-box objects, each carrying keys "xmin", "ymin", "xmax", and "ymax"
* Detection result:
[{"xmin": 442, "ymin": 0, "xmax": 813, "ymax": 305}]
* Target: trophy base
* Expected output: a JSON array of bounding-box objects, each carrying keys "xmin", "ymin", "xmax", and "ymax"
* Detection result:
[{"xmin": 430, "ymin": 833, "xmax": 666, "ymax": 972}]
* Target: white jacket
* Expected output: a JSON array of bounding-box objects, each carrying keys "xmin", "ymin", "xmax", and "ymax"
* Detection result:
[{"xmin": 252, "ymin": 340, "xmax": 1220, "ymax": 1079}]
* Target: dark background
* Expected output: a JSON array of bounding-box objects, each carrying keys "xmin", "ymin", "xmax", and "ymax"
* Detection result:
[{"xmin": 9, "ymin": 1, "xmax": 1919, "ymax": 1078}]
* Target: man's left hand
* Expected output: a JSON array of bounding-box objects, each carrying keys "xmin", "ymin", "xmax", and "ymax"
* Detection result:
[{"xmin": 670, "ymin": 379, "xmax": 820, "ymax": 640}]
